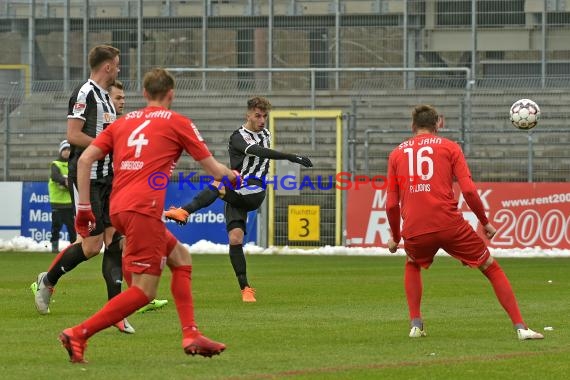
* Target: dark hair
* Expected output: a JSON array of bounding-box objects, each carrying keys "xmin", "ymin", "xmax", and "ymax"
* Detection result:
[
  {"xmin": 412, "ymin": 104, "xmax": 439, "ymax": 132},
  {"xmin": 110, "ymin": 79, "xmax": 123, "ymax": 90},
  {"xmin": 247, "ymin": 96, "xmax": 272, "ymax": 112},
  {"xmin": 143, "ymin": 68, "xmax": 174, "ymax": 100},
  {"xmin": 88, "ymin": 45, "xmax": 120, "ymax": 70}
]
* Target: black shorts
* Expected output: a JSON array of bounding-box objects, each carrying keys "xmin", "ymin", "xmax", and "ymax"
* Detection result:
[
  {"xmin": 69, "ymin": 176, "xmax": 112, "ymax": 236},
  {"xmin": 223, "ymin": 188, "xmax": 266, "ymax": 232}
]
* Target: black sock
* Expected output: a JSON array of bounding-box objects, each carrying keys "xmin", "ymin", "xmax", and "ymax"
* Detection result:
[
  {"xmin": 102, "ymin": 234, "xmax": 123, "ymax": 300},
  {"xmin": 229, "ymin": 244, "xmax": 249, "ymax": 289},
  {"xmin": 45, "ymin": 242, "xmax": 87, "ymax": 286},
  {"xmin": 182, "ymin": 185, "xmax": 219, "ymax": 214}
]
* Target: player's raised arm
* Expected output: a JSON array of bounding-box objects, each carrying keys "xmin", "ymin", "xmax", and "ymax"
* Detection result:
[{"xmin": 244, "ymin": 144, "xmax": 313, "ymax": 168}]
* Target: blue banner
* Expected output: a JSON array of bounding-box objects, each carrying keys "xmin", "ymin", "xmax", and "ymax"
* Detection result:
[
  {"xmin": 21, "ymin": 182, "xmax": 68, "ymax": 242},
  {"xmin": 20, "ymin": 182, "xmax": 257, "ymax": 245}
]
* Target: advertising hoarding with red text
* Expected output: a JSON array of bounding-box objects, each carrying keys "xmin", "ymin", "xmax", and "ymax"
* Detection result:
[{"xmin": 346, "ymin": 183, "xmax": 570, "ymax": 249}]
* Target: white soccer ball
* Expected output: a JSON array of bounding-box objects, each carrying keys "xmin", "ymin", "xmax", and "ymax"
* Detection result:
[{"xmin": 509, "ymin": 99, "xmax": 540, "ymax": 130}]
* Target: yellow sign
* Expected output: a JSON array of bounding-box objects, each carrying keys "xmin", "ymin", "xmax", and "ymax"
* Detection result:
[{"xmin": 288, "ymin": 205, "xmax": 320, "ymax": 241}]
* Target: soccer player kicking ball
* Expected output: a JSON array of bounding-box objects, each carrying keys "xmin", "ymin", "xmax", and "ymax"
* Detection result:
[
  {"xmin": 386, "ymin": 104, "xmax": 544, "ymax": 341},
  {"xmin": 108, "ymin": 80, "xmax": 168, "ymax": 315},
  {"xmin": 165, "ymin": 96, "xmax": 312, "ymax": 302},
  {"xmin": 60, "ymin": 68, "xmax": 234, "ymax": 363}
]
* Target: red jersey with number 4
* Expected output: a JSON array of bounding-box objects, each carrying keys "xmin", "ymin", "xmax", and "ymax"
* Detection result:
[
  {"xmin": 387, "ymin": 134, "xmax": 472, "ymax": 239},
  {"xmin": 91, "ymin": 106, "xmax": 212, "ymax": 219}
]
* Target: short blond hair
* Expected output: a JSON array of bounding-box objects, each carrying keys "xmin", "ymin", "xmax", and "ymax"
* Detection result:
[{"xmin": 143, "ymin": 68, "xmax": 175, "ymax": 100}]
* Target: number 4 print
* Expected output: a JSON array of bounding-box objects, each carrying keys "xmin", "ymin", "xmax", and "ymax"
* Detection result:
[{"xmin": 128, "ymin": 120, "xmax": 150, "ymax": 158}]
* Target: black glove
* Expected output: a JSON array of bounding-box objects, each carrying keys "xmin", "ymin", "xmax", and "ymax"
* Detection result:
[{"xmin": 288, "ymin": 154, "xmax": 313, "ymax": 168}]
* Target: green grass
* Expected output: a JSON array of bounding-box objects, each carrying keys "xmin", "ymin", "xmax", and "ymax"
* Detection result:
[{"xmin": 1, "ymin": 252, "xmax": 568, "ymax": 379}]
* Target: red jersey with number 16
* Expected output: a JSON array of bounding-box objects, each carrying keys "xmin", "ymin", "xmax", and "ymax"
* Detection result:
[
  {"xmin": 387, "ymin": 134, "xmax": 472, "ymax": 239},
  {"xmin": 91, "ymin": 106, "xmax": 212, "ymax": 219}
]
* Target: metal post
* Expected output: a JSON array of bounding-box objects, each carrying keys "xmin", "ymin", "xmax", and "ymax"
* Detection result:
[
  {"xmin": 471, "ymin": 0, "xmax": 476, "ymax": 86},
  {"xmin": 349, "ymin": 99, "xmax": 357, "ymax": 174},
  {"xmin": 403, "ymin": 0, "xmax": 408, "ymax": 89},
  {"xmin": 63, "ymin": 0, "xmax": 70, "ymax": 92},
  {"xmin": 541, "ymin": 0, "xmax": 546, "ymax": 89},
  {"xmin": 310, "ymin": 69, "xmax": 316, "ymax": 150},
  {"xmin": 3, "ymin": 100, "xmax": 9, "ymax": 181},
  {"xmin": 364, "ymin": 130, "xmax": 370, "ymax": 176},
  {"xmin": 3, "ymin": 82, "xmax": 17, "ymax": 181},
  {"xmin": 137, "ymin": 0, "xmax": 143, "ymax": 90},
  {"xmin": 527, "ymin": 131, "xmax": 533, "ymax": 182},
  {"xmin": 341, "ymin": 112, "xmax": 348, "ymax": 246},
  {"xmin": 202, "ymin": 0, "xmax": 208, "ymax": 91},
  {"xmin": 464, "ymin": 77, "xmax": 473, "ymax": 155},
  {"xmin": 29, "ymin": 0, "xmax": 36, "ymax": 82},
  {"xmin": 83, "ymin": 0, "xmax": 89, "ymax": 80},
  {"xmin": 268, "ymin": 0, "xmax": 273, "ymax": 91},
  {"xmin": 334, "ymin": 0, "xmax": 340, "ymax": 90}
]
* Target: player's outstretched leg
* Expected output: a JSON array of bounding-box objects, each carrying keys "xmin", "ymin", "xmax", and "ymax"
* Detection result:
[
  {"xmin": 164, "ymin": 185, "xmax": 220, "ymax": 225},
  {"xmin": 481, "ymin": 259, "xmax": 544, "ymax": 340},
  {"xmin": 59, "ymin": 286, "xmax": 150, "ymax": 363}
]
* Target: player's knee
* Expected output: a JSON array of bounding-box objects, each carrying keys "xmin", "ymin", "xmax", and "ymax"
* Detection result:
[
  {"xmin": 167, "ymin": 242, "xmax": 192, "ymax": 267},
  {"xmin": 478, "ymin": 256, "xmax": 494, "ymax": 272},
  {"xmin": 82, "ymin": 236, "xmax": 104, "ymax": 258},
  {"xmin": 228, "ymin": 229, "xmax": 244, "ymax": 245}
]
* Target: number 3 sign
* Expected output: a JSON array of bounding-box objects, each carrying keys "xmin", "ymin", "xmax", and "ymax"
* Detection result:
[{"xmin": 288, "ymin": 205, "xmax": 320, "ymax": 242}]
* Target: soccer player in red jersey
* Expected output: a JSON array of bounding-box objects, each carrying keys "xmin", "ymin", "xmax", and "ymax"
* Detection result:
[
  {"xmin": 386, "ymin": 104, "xmax": 544, "ymax": 341},
  {"xmin": 59, "ymin": 68, "xmax": 235, "ymax": 363}
]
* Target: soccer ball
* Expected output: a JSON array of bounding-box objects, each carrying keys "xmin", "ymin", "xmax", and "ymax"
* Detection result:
[{"xmin": 509, "ymin": 99, "xmax": 540, "ymax": 130}]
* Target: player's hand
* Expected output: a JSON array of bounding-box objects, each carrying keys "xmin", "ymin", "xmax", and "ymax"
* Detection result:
[
  {"xmin": 288, "ymin": 155, "xmax": 313, "ymax": 168},
  {"xmin": 483, "ymin": 223, "xmax": 496, "ymax": 240},
  {"xmin": 75, "ymin": 203, "xmax": 96, "ymax": 238},
  {"xmin": 387, "ymin": 238, "xmax": 399, "ymax": 253},
  {"xmin": 230, "ymin": 169, "xmax": 242, "ymax": 190}
]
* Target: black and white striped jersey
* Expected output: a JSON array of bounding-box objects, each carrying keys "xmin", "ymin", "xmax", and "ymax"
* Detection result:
[
  {"xmin": 228, "ymin": 125, "xmax": 271, "ymax": 181},
  {"xmin": 67, "ymin": 79, "xmax": 116, "ymax": 180}
]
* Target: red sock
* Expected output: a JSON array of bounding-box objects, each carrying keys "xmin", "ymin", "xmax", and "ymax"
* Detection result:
[
  {"xmin": 482, "ymin": 260, "xmax": 525, "ymax": 326},
  {"xmin": 170, "ymin": 265, "xmax": 197, "ymax": 337},
  {"xmin": 74, "ymin": 286, "xmax": 149, "ymax": 339},
  {"xmin": 48, "ymin": 242, "xmax": 76, "ymax": 272},
  {"xmin": 404, "ymin": 260, "xmax": 422, "ymax": 320}
]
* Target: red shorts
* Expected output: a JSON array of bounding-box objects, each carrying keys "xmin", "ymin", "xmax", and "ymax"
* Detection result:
[
  {"xmin": 111, "ymin": 211, "xmax": 177, "ymax": 276},
  {"xmin": 403, "ymin": 220, "xmax": 490, "ymax": 269}
]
